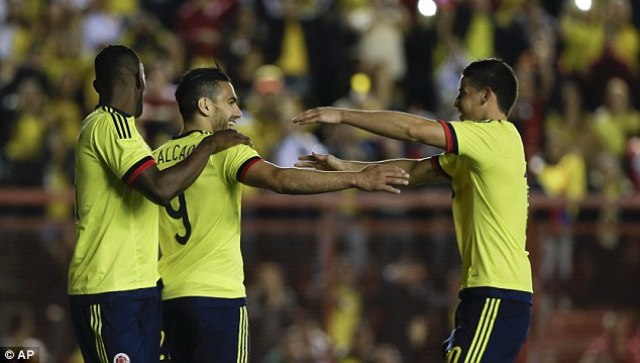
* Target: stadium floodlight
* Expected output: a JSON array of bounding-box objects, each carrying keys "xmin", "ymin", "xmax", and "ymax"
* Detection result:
[
  {"xmin": 418, "ymin": 0, "xmax": 437, "ymax": 17},
  {"xmin": 575, "ymin": 0, "xmax": 592, "ymax": 11}
]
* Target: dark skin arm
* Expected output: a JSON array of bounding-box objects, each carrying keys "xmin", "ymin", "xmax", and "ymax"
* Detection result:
[{"xmin": 132, "ymin": 129, "xmax": 252, "ymax": 205}]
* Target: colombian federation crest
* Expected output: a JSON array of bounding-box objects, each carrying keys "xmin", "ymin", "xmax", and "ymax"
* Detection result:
[{"xmin": 113, "ymin": 353, "xmax": 130, "ymax": 363}]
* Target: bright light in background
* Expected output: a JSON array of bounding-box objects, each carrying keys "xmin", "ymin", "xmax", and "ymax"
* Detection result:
[
  {"xmin": 418, "ymin": 0, "xmax": 437, "ymax": 17},
  {"xmin": 575, "ymin": 0, "xmax": 592, "ymax": 11}
]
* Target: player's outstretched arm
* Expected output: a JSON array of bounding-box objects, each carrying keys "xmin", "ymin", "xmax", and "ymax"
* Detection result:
[
  {"xmin": 241, "ymin": 159, "xmax": 410, "ymax": 195},
  {"xmin": 294, "ymin": 152, "xmax": 365, "ymax": 172},
  {"xmin": 132, "ymin": 129, "xmax": 252, "ymax": 205},
  {"xmin": 292, "ymin": 107, "xmax": 447, "ymax": 149},
  {"xmin": 296, "ymin": 152, "xmax": 450, "ymax": 186}
]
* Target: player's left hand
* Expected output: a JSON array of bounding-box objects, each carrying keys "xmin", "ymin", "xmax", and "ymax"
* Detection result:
[
  {"xmin": 355, "ymin": 164, "xmax": 410, "ymax": 194},
  {"xmin": 295, "ymin": 152, "xmax": 343, "ymax": 171}
]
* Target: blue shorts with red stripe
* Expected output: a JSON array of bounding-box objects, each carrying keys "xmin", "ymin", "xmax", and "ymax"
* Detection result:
[
  {"xmin": 442, "ymin": 287, "xmax": 532, "ymax": 363},
  {"xmin": 68, "ymin": 284, "xmax": 163, "ymax": 363}
]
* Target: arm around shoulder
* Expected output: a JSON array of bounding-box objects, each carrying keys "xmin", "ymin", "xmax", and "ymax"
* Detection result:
[{"xmin": 132, "ymin": 130, "xmax": 252, "ymax": 205}]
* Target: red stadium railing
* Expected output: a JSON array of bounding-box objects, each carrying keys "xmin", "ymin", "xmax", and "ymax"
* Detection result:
[{"xmin": 1, "ymin": 188, "xmax": 638, "ymax": 362}]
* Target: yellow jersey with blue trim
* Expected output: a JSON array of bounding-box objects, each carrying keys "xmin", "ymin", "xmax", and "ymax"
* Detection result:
[
  {"xmin": 153, "ymin": 131, "xmax": 261, "ymax": 300},
  {"xmin": 433, "ymin": 120, "xmax": 533, "ymax": 293},
  {"xmin": 69, "ymin": 105, "xmax": 159, "ymax": 295}
]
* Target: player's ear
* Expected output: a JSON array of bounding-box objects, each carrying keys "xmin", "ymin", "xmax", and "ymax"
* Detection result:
[
  {"xmin": 482, "ymin": 87, "xmax": 491, "ymax": 103},
  {"xmin": 197, "ymin": 97, "xmax": 210, "ymax": 116}
]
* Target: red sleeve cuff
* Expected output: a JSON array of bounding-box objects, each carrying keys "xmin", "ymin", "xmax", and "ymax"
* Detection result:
[
  {"xmin": 236, "ymin": 157, "xmax": 262, "ymax": 182},
  {"xmin": 123, "ymin": 156, "xmax": 156, "ymax": 184},
  {"xmin": 438, "ymin": 120, "xmax": 458, "ymax": 154}
]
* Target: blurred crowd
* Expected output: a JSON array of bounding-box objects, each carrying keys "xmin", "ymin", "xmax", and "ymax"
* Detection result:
[
  {"xmin": 2, "ymin": 0, "xmax": 640, "ymax": 199},
  {"xmin": 2, "ymin": 0, "xmax": 640, "ymax": 361}
]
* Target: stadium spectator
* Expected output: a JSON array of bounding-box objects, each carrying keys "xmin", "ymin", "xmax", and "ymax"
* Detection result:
[
  {"xmin": 529, "ymin": 131, "xmax": 586, "ymax": 308},
  {"xmin": 81, "ymin": 0, "xmax": 124, "ymax": 54},
  {"xmin": 247, "ymin": 262, "xmax": 299, "ymax": 361},
  {"xmin": 591, "ymin": 77, "xmax": 640, "ymax": 159},
  {"xmin": 218, "ymin": 4, "xmax": 265, "ymax": 102},
  {"xmin": 557, "ymin": 1, "xmax": 605, "ymax": 76},
  {"xmin": 0, "ymin": 307, "xmax": 50, "ymax": 363},
  {"xmin": 2, "ymin": 76, "xmax": 50, "ymax": 188},
  {"xmin": 237, "ymin": 64, "xmax": 303, "ymax": 160},
  {"xmin": 175, "ymin": 0, "xmax": 237, "ymax": 68}
]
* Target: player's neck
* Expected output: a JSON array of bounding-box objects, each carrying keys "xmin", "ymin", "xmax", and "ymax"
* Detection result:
[
  {"xmin": 182, "ymin": 117, "xmax": 214, "ymax": 135},
  {"xmin": 101, "ymin": 92, "xmax": 135, "ymax": 116},
  {"xmin": 482, "ymin": 108, "xmax": 507, "ymax": 121}
]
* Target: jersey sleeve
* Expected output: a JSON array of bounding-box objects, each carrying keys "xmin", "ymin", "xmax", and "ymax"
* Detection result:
[
  {"xmin": 441, "ymin": 120, "xmax": 504, "ymax": 170},
  {"xmin": 94, "ymin": 115, "xmax": 156, "ymax": 184},
  {"xmin": 430, "ymin": 154, "xmax": 452, "ymax": 179},
  {"xmin": 218, "ymin": 144, "xmax": 261, "ymax": 183}
]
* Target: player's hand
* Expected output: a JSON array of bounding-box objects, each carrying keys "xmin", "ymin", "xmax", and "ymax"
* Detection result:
[
  {"xmin": 292, "ymin": 107, "xmax": 343, "ymax": 126},
  {"xmin": 355, "ymin": 165, "xmax": 410, "ymax": 194},
  {"xmin": 207, "ymin": 129, "xmax": 252, "ymax": 154},
  {"xmin": 295, "ymin": 152, "xmax": 344, "ymax": 171}
]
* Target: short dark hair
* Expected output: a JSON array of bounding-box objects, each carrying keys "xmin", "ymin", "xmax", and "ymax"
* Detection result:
[
  {"xmin": 94, "ymin": 45, "xmax": 141, "ymax": 88},
  {"xmin": 174, "ymin": 67, "xmax": 232, "ymax": 121},
  {"xmin": 462, "ymin": 58, "xmax": 518, "ymax": 116}
]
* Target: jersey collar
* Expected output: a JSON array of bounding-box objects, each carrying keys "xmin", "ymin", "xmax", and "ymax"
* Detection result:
[
  {"xmin": 173, "ymin": 130, "xmax": 212, "ymax": 140},
  {"xmin": 97, "ymin": 104, "xmax": 133, "ymax": 118}
]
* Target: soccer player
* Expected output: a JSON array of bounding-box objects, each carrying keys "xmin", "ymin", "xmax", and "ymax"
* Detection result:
[
  {"xmin": 154, "ymin": 66, "xmax": 410, "ymax": 363},
  {"xmin": 293, "ymin": 58, "xmax": 533, "ymax": 362},
  {"xmin": 68, "ymin": 45, "xmax": 251, "ymax": 363}
]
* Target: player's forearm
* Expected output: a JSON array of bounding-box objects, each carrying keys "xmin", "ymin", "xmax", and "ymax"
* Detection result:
[
  {"xmin": 267, "ymin": 168, "xmax": 358, "ymax": 194},
  {"xmin": 339, "ymin": 109, "xmax": 433, "ymax": 143},
  {"xmin": 346, "ymin": 158, "xmax": 445, "ymax": 186},
  {"xmin": 163, "ymin": 144, "xmax": 211, "ymax": 190},
  {"xmin": 151, "ymin": 134, "xmax": 249, "ymax": 203},
  {"xmin": 336, "ymin": 158, "xmax": 413, "ymax": 173},
  {"xmin": 362, "ymin": 159, "xmax": 428, "ymax": 186},
  {"xmin": 136, "ymin": 144, "xmax": 210, "ymax": 205},
  {"xmin": 332, "ymin": 159, "xmax": 371, "ymax": 171}
]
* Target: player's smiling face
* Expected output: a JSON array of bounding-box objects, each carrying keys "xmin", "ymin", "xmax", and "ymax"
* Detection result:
[
  {"xmin": 211, "ymin": 81, "xmax": 242, "ymax": 132},
  {"xmin": 454, "ymin": 76, "xmax": 486, "ymax": 121}
]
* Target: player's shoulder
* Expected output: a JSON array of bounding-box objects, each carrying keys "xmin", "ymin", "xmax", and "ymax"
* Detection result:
[
  {"xmin": 82, "ymin": 106, "xmax": 134, "ymax": 137},
  {"xmin": 453, "ymin": 119, "xmax": 518, "ymax": 137},
  {"xmin": 154, "ymin": 130, "xmax": 210, "ymax": 151}
]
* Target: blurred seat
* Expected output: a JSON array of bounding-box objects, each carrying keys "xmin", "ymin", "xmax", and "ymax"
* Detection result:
[{"xmin": 535, "ymin": 309, "xmax": 606, "ymax": 363}]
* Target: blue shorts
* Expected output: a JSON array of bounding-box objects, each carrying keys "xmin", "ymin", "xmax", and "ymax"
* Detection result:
[
  {"xmin": 69, "ymin": 285, "xmax": 162, "ymax": 363},
  {"xmin": 442, "ymin": 288, "xmax": 532, "ymax": 363},
  {"xmin": 162, "ymin": 297, "xmax": 249, "ymax": 363}
]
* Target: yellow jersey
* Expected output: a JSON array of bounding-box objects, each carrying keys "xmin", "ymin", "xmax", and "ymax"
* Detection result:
[{"xmin": 69, "ymin": 106, "xmax": 159, "ymax": 295}]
